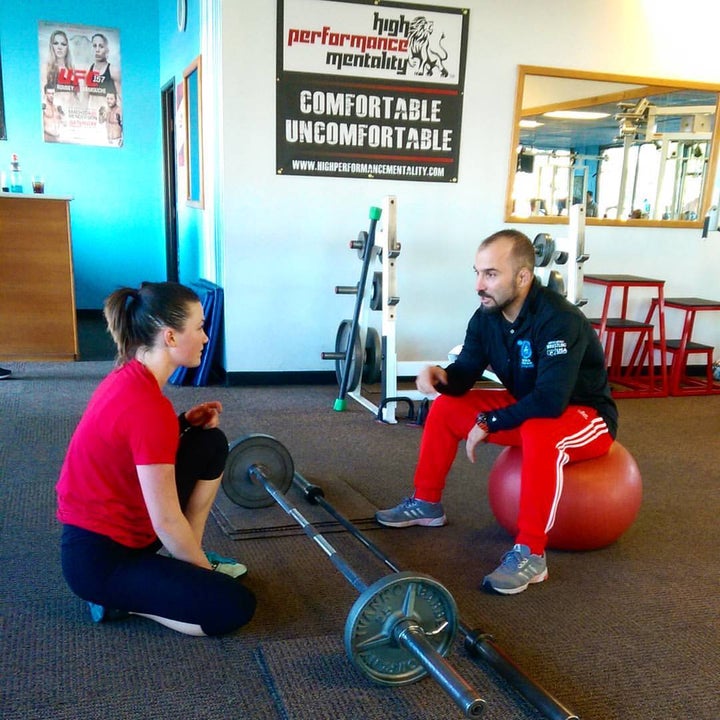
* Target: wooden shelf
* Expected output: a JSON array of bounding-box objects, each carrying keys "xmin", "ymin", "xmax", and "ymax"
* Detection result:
[{"xmin": 0, "ymin": 194, "xmax": 78, "ymax": 360}]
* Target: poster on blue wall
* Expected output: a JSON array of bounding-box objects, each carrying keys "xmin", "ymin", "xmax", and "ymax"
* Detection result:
[
  {"xmin": 38, "ymin": 21, "xmax": 123, "ymax": 147},
  {"xmin": 276, "ymin": 0, "xmax": 469, "ymax": 183}
]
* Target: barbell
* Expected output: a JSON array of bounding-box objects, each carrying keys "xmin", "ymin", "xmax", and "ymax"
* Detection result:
[
  {"xmin": 290, "ymin": 472, "xmax": 580, "ymax": 720},
  {"xmin": 223, "ymin": 434, "xmax": 580, "ymax": 720},
  {"xmin": 223, "ymin": 433, "xmax": 486, "ymax": 718}
]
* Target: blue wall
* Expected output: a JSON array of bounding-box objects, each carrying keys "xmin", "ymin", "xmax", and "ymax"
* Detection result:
[
  {"xmin": 0, "ymin": 1, "xmax": 167, "ymax": 308},
  {"xmin": 157, "ymin": 0, "xmax": 204, "ymax": 284}
]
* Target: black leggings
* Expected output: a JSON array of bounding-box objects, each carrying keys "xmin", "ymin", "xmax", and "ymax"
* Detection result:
[{"xmin": 60, "ymin": 427, "xmax": 256, "ymax": 636}]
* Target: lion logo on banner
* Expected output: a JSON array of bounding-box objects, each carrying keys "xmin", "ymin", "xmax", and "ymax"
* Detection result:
[{"xmin": 407, "ymin": 16, "xmax": 449, "ymax": 78}]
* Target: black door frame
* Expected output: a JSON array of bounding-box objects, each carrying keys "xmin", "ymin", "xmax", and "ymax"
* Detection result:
[{"xmin": 161, "ymin": 80, "xmax": 179, "ymax": 282}]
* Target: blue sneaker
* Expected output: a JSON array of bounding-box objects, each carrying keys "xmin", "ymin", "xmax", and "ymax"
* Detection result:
[
  {"xmin": 375, "ymin": 496, "xmax": 447, "ymax": 528},
  {"xmin": 482, "ymin": 544, "xmax": 548, "ymax": 595},
  {"xmin": 87, "ymin": 602, "xmax": 130, "ymax": 623},
  {"xmin": 206, "ymin": 551, "xmax": 248, "ymax": 578}
]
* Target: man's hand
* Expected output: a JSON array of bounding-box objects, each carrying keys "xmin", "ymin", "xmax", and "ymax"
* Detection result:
[
  {"xmin": 465, "ymin": 423, "xmax": 488, "ymax": 463},
  {"xmin": 185, "ymin": 401, "xmax": 223, "ymax": 429},
  {"xmin": 416, "ymin": 365, "xmax": 448, "ymax": 395}
]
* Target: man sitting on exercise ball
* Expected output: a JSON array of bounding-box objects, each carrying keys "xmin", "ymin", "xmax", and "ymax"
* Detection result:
[{"xmin": 376, "ymin": 229, "xmax": 618, "ymax": 595}]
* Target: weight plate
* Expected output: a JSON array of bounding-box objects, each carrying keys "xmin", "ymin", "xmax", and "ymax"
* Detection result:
[
  {"xmin": 547, "ymin": 269, "xmax": 566, "ymax": 296},
  {"xmin": 533, "ymin": 233, "xmax": 555, "ymax": 267},
  {"xmin": 344, "ymin": 571, "xmax": 458, "ymax": 686},
  {"xmin": 222, "ymin": 434, "xmax": 294, "ymax": 508},
  {"xmin": 363, "ymin": 327, "xmax": 382, "ymax": 384},
  {"xmin": 335, "ymin": 320, "xmax": 362, "ymax": 391},
  {"xmin": 370, "ymin": 271, "xmax": 383, "ymax": 311},
  {"xmin": 355, "ymin": 230, "xmax": 369, "ymax": 259}
]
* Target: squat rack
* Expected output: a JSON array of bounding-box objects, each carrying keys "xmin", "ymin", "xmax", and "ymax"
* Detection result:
[{"xmin": 322, "ymin": 196, "xmax": 439, "ymax": 424}]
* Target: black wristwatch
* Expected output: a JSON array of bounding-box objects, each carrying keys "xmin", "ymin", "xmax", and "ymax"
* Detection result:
[{"xmin": 476, "ymin": 412, "xmax": 490, "ymax": 433}]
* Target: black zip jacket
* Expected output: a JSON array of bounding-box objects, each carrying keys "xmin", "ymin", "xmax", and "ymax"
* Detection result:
[{"xmin": 442, "ymin": 278, "xmax": 618, "ymax": 438}]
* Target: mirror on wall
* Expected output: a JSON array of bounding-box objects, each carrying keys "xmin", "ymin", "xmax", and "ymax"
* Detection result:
[
  {"xmin": 505, "ymin": 66, "xmax": 720, "ymax": 227},
  {"xmin": 184, "ymin": 56, "xmax": 203, "ymax": 208}
]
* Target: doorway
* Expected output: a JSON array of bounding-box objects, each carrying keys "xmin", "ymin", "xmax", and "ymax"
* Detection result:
[{"xmin": 161, "ymin": 80, "xmax": 179, "ymax": 282}]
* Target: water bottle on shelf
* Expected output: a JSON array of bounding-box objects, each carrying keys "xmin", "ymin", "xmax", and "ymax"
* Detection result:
[{"xmin": 9, "ymin": 154, "xmax": 24, "ymax": 193}]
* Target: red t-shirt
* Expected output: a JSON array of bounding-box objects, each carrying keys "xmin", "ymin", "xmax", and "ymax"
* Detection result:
[{"xmin": 56, "ymin": 360, "xmax": 180, "ymax": 547}]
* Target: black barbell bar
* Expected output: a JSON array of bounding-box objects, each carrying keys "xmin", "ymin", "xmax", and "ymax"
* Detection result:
[
  {"xmin": 292, "ymin": 472, "xmax": 580, "ymax": 720},
  {"xmin": 333, "ymin": 206, "xmax": 382, "ymax": 412}
]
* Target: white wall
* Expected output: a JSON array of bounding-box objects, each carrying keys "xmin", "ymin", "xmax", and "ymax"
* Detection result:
[{"xmin": 219, "ymin": 0, "xmax": 720, "ymax": 374}]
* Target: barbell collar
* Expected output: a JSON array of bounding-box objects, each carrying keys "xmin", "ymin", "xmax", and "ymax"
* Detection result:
[{"xmin": 292, "ymin": 472, "xmax": 325, "ymax": 504}]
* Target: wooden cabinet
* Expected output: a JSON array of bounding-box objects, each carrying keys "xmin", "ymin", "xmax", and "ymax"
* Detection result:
[{"xmin": 0, "ymin": 194, "xmax": 78, "ymax": 360}]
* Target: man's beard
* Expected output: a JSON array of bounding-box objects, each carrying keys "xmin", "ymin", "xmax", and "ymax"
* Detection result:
[{"xmin": 477, "ymin": 291, "xmax": 515, "ymax": 314}]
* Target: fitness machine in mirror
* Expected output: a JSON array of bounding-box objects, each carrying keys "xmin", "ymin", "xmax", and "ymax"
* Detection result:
[{"xmin": 505, "ymin": 66, "xmax": 720, "ymax": 228}]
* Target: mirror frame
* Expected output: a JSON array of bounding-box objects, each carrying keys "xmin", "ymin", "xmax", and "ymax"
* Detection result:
[
  {"xmin": 183, "ymin": 56, "xmax": 204, "ymax": 208},
  {"xmin": 505, "ymin": 65, "xmax": 720, "ymax": 228}
]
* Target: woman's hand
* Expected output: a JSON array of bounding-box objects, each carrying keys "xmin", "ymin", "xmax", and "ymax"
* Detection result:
[
  {"xmin": 137, "ymin": 464, "xmax": 211, "ymax": 568},
  {"xmin": 185, "ymin": 401, "xmax": 223, "ymax": 429}
]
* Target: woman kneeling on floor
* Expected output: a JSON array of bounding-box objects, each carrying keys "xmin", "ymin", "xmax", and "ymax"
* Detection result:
[{"xmin": 56, "ymin": 281, "xmax": 256, "ymax": 636}]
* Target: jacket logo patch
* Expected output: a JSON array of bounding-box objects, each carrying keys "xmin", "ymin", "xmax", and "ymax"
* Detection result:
[
  {"xmin": 518, "ymin": 339, "xmax": 534, "ymax": 368},
  {"xmin": 546, "ymin": 340, "xmax": 567, "ymax": 356}
]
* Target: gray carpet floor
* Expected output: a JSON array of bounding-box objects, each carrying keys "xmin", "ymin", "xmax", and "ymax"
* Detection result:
[{"xmin": 1, "ymin": 359, "xmax": 719, "ymax": 719}]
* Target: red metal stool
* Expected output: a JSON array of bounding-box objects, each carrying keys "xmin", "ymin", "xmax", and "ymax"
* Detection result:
[
  {"xmin": 654, "ymin": 298, "xmax": 720, "ymax": 396},
  {"xmin": 585, "ymin": 274, "xmax": 667, "ymax": 398}
]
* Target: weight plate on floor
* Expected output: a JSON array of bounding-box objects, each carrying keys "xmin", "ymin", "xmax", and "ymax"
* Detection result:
[
  {"xmin": 370, "ymin": 271, "xmax": 383, "ymax": 311},
  {"xmin": 222, "ymin": 434, "xmax": 294, "ymax": 508},
  {"xmin": 344, "ymin": 571, "xmax": 458, "ymax": 686},
  {"xmin": 533, "ymin": 233, "xmax": 555, "ymax": 267},
  {"xmin": 363, "ymin": 327, "xmax": 382, "ymax": 384},
  {"xmin": 335, "ymin": 320, "xmax": 362, "ymax": 391}
]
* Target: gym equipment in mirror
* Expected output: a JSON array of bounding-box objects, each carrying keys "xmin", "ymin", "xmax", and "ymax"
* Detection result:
[{"xmin": 505, "ymin": 66, "xmax": 720, "ymax": 228}]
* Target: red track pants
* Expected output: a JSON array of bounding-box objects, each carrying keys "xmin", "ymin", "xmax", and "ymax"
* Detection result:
[{"xmin": 413, "ymin": 389, "xmax": 613, "ymax": 555}]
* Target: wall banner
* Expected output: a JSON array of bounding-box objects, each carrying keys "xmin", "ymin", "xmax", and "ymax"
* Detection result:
[
  {"xmin": 39, "ymin": 21, "xmax": 123, "ymax": 147},
  {"xmin": 277, "ymin": 0, "xmax": 469, "ymax": 182}
]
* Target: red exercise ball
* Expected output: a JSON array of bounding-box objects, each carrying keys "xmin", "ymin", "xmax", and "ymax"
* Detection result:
[{"xmin": 487, "ymin": 442, "xmax": 642, "ymax": 551}]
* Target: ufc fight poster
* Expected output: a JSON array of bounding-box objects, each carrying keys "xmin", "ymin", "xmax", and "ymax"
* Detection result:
[{"xmin": 39, "ymin": 21, "xmax": 123, "ymax": 147}]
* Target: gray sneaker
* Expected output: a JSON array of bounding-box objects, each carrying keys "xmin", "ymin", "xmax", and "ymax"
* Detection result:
[
  {"xmin": 483, "ymin": 544, "xmax": 548, "ymax": 595},
  {"xmin": 375, "ymin": 496, "xmax": 447, "ymax": 528}
]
